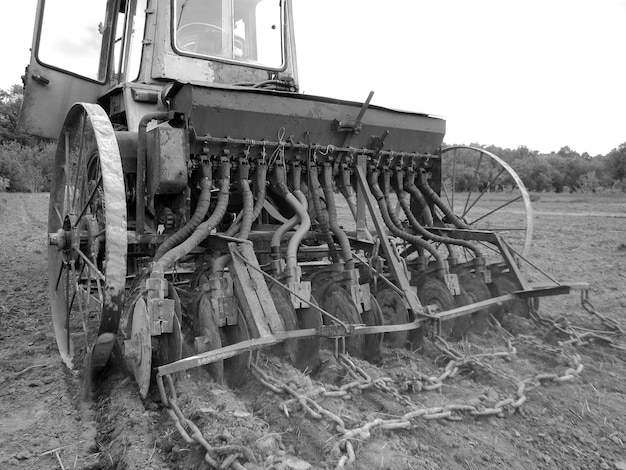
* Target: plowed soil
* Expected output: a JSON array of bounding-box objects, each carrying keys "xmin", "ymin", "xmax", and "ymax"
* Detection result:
[{"xmin": 1, "ymin": 192, "xmax": 625, "ymax": 470}]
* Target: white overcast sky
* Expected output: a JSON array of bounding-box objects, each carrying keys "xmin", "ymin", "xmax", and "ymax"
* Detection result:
[{"xmin": 3, "ymin": 0, "xmax": 625, "ymax": 156}]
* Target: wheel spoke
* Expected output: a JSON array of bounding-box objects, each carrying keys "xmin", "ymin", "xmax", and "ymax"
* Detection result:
[
  {"xmin": 476, "ymin": 239, "xmax": 502, "ymax": 255},
  {"xmin": 71, "ymin": 260, "xmax": 89, "ymax": 340},
  {"xmin": 71, "ymin": 113, "xmax": 87, "ymax": 213},
  {"xmin": 93, "ymin": 254, "xmax": 104, "ymax": 306},
  {"xmin": 441, "ymin": 184, "xmax": 453, "ymax": 212},
  {"xmin": 75, "ymin": 249, "xmax": 106, "ymax": 282},
  {"xmin": 462, "ymin": 166, "xmax": 506, "ymax": 219},
  {"xmin": 463, "ymin": 152, "xmax": 484, "ymax": 216},
  {"xmin": 451, "ymin": 148, "xmax": 457, "ymax": 212},
  {"xmin": 55, "ymin": 259, "xmax": 66, "ymax": 291},
  {"xmin": 468, "ymin": 195, "xmax": 522, "ymax": 226},
  {"xmin": 64, "ymin": 132, "xmax": 71, "ymax": 212},
  {"xmin": 65, "ymin": 262, "xmax": 71, "ymax": 356},
  {"xmin": 54, "ymin": 205, "xmax": 64, "ymax": 225},
  {"xmin": 76, "ymin": 174, "xmax": 103, "ymax": 225}
]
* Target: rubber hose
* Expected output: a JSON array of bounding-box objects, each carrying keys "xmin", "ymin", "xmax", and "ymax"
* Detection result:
[
  {"xmin": 236, "ymin": 162, "xmax": 254, "ymax": 240},
  {"xmin": 225, "ymin": 163, "xmax": 268, "ymax": 237},
  {"xmin": 308, "ymin": 163, "xmax": 339, "ymax": 263},
  {"xmin": 403, "ymin": 171, "xmax": 433, "ymax": 226},
  {"xmin": 416, "ymin": 172, "xmax": 470, "ymax": 229},
  {"xmin": 368, "ymin": 170, "xmax": 441, "ymax": 261},
  {"xmin": 154, "ymin": 162, "xmax": 213, "ymax": 261},
  {"xmin": 382, "ymin": 170, "xmax": 405, "ymax": 231},
  {"xmin": 212, "ymin": 254, "xmax": 230, "ymax": 275},
  {"xmin": 285, "ymin": 187, "xmax": 311, "ymax": 277},
  {"xmin": 152, "ymin": 162, "xmax": 231, "ymax": 276},
  {"xmin": 338, "ymin": 166, "xmax": 358, "ymax": 221},
  {"xmin": 271, "ymin": 170, "xmax": 300, "ymax": 260},
  {"xmin": 398, "ymin": 172, "xmax": 482, "ymax": 258},
  {"xmin": 322, "ymin": 164, "xmax": 354, "ymax": 270},
  {"xmin": 286, "ymin": 163, "xmax": 312, "ymax": 275}
]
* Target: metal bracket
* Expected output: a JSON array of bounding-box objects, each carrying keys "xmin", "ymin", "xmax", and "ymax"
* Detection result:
[
  {"xmin": 443, "ymin": 273, "xmax": 461, "ymax": 296},
  {"xmin": 350, "ymin": 283, "xmax": 372, "ymax": 313},
  {"xmin": 148, "ymin": 298, "xmax": 175, "ymax": 335},
  {"xmin": 288, "ymin": 280, "xmax": 311, "ymax": 309},
  {"xmin": 146, "ymin": 277, "xmax": 168, "ymax": 300},
  {"xmin": 317, "ymin": 324, "xmax": 354, "ymax": 338},
  {"xmin": 209, "ymin": 273, "xmax": 237, "ymax": 327}
]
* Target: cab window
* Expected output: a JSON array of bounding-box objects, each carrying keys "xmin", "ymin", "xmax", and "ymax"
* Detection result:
[
  {"xmin": 37, "ymin": 0, "xmax": 109, "ymax": 81},
  {"xmin": 174, "ymin": 0, "xmax": 284, "ymax": 69}
]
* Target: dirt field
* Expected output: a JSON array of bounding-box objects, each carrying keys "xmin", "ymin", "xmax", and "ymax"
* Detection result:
[{"xmin": 1, "ymin": 191, "xmax": 625, "ymax": 470}]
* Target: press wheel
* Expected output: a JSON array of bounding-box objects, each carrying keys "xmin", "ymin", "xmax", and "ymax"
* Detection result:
[
  {"xmin": 120, "ymin": 279, "xmax": 183, "ymax": 399},
  {"xmin": 295, "ymin": 295, "xmax": 323, "ymax": 372},
  {"xmin": 489, "ymin": 271, "xmax": 531, "ymax": 319},
  {"xmin": 317, "ymin": 282, "xmax": 364, "ymax": 357},
  {"xmin": 269, "ymin": 284, "xmax": 322, "ymax": 372},
  {"xmin": 361, "ymin": 294, "xmax": 384, "ymax": 363},
  {"xmin": 48, "ymin": 103, "xmax": 127, "ymax": 374},
  {"xmin": 375, "ymin": 288, "xmax": 409, "ymax": 348},
  {"xmin": 194, "ymin": 283, "xmax": 252, "ymax": 388},
  {"xmin": 458, "ymin": 271, "xmax": 493, "ymax": 333},
  {"xmin": 416, "ymin": 277, "xmax": 461, "ymax": 340}
]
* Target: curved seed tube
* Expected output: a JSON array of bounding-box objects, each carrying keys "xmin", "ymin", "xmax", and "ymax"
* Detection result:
[{"xmin": 152, "ymin": 162, "xmax": 231, "ymax": 277}]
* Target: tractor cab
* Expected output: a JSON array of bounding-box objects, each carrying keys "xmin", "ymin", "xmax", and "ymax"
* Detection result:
[
  {"xmin": 17, "ymin": 0, "xmax": 579, "ymax": 429},
  {"xmin": 19, "ymin": 0, "xmax": 296, "ymax": 138}
]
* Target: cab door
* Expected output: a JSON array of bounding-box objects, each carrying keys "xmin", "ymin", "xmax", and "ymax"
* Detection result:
[{"xmin": 18, "ymin": 0, "xmax": 116, "ymax": 139}]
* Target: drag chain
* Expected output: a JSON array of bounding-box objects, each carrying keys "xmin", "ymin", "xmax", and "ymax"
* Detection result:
[
  {"xmin": 152, "ymin": 296, "xmax": 622, "ymax": 469},
  {"xmin": 251, "ymin": 330, "xmax": 584, "ymax": 469},
  {"xmin": 156, "ymin": 374, "xmax": 248, "ymax": 470},
  {"xmin": 529, "ymin": 294, "xmax": 626, "ymax": 351}
]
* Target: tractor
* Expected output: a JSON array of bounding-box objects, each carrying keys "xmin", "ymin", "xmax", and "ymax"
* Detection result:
[{"xmin": 19, "ymin": 0, "xmax": 583, "ymax": 402}]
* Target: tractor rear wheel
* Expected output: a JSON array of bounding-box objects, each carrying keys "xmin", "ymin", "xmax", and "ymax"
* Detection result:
[{"xmin": 48, "ymin": 103, "xmax": 127, "ymax": 376}]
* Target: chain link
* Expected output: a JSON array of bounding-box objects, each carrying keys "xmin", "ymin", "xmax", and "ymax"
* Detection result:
[
  {"xmin": 529, "ymin": 296, "xmax": 625, "ymax": 351},
  {"xmin": 155, "ymin": 293, "xmax": 621, "ymax": 469},
  {"xmin": 156, "ymin": 374, "xmax": 247, "ymax": 469},
  {"xmin": 251, "ymin": 318, "xmax": 589, "ymax": 468}
]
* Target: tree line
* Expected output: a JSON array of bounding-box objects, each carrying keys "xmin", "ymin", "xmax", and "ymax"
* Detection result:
[
  {"xmin": 1, "ymin": 84, "xmax": 625, "ymax": 193},
  {"xmin": 442, "ymin": 143, "xmax": 626, "ymax": 193}
]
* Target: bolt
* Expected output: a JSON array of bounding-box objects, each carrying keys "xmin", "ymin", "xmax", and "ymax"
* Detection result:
[{"xmin": 49, "ymin": 228, "xmax": 67, "ymax": 249}]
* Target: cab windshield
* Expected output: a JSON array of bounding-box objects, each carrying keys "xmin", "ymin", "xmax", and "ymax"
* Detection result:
[{"xmin": 173, "ymin": 0, "xmax": 284, "ymax": 69}]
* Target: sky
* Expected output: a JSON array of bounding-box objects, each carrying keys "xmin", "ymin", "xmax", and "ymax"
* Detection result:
[{"xmin": 3, "ymin": 0, "xmax": 625, "ymax": 156}]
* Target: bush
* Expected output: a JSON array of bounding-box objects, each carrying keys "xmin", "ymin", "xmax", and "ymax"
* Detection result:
[
  {"xmin": 576, "ymin": 171, "xmax": 600, "ymax": 193},
  {"xmin": 0, "ymin": 141, "xmax": 55, "ymax": 192}
]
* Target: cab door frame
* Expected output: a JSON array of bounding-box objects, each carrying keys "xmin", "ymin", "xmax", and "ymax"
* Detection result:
[{"xmin": 18, "ymin": 0, "xmax": 120, "ymax": 139}]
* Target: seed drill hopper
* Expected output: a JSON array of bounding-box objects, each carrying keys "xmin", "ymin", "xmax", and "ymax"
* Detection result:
[{"xmin": 19, "ymin": 0, "xmax": 585, "ymax": 397}]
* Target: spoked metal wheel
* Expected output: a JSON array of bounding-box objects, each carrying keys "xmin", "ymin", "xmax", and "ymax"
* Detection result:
[
  {"xmin": 48, "ymin": 103, "xmax": 127, "ymax": 374},
  {"xmin": 439, "ymin": 146, "xmax": 533, "ymax": 262}
]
